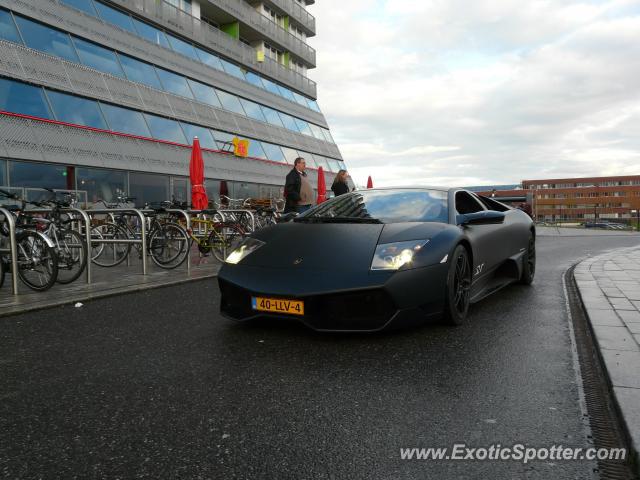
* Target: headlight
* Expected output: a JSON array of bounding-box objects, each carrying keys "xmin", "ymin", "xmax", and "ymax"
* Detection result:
[
  {"xmin": 370, "ymin": 240, "xmax": 429, "ymax": 270},
  {"xmin": 225, "ymin": 238, "xmax": 265, "ymax": 264}
]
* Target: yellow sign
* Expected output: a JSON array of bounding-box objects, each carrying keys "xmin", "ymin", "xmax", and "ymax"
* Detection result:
[
  {"xmin": 232, "ymin": 137, "xmax": 249, "ymax": 157},
  {"xmin": 256, "ymin": 50, "xmax": 265, "ymax": 62}
]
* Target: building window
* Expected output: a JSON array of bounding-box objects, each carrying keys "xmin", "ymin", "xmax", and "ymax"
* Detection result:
[
  {"xmin": 119, "ymin": 53, "xmax": 163, "ymax": 90},
  {"xmin": 171, "ymin": 177, "xmax": 189, "ymax": 204},
  {"xmin": 263, "ymin": 6, "xmax": 285, "ymax": 28},
  {"xmin": 290, "ymin": 25, "xmax": 307, "ymax": 42},
  {"xmin": 166, "ymin": 0, "xmax": 191, "ymax": 14},
  {"xmin": 187, "ymin": 79, "xmax": 221, "ymax": 108},
  {"xmin": 72, "ymin": 37, "xmax": 125, "ymax": 78},
  {"xmin": 9, "ymin": 161, "xmax": 72, "ymax": 190},
  {"xmin": 100, "ymin": 103, "xmax": 151, "ymax": 138},
  {"xmin": 129, "ymin": 172, "xmax": 169, "ymax": 207},
  {"xmin": 0, "ymin": 159, "xmax": 6, "ymax": 187},
  {"xmin": 46, "ymin": 90, "xmax": 108, "ymax": 130},
  {"xmin": 0, "ymin": 78, "xmax": 53, "ymax": 119},
  {"xmin": 93, "ymin": 2, "xmax": 136, "ymax": 33},
  {"xmin": 144, "ymin": 113, "xmax": 187, "ymax": 144},
  {"xmin": 0, "ymin": 9, "xmax": 21, "ymax": 44},
  {"xmin": 76, "ymin": 167, "xmax": 126, "ymax": 204},
  {"xmin": 264, "ymin": 42, "xmax": 284, "ymax": 64},
  {"xmin": 13, "ymin": 16, "xmax": 79, "ymax": 63},
  {"xmin": 290, "ymin": 58, "xmax": 307, "ymax": 75}
]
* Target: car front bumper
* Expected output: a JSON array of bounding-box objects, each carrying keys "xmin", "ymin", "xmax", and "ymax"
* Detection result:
[{"xmin": 218, "ymin": 263, "xmax": 449, "ymax": 332}]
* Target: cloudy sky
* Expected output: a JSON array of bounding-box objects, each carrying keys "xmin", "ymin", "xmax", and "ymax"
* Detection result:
[{"xmin": 307, "ymin": 0, "xmax": 640, "ymax": 187}]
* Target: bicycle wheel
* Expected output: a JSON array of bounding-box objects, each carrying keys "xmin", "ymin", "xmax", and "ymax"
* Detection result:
[
  {"xmin": 0, "ymin": 253, "xmax": 4, "ymax": 289},
  {"xmin": 91, "ymin": 222, "xmax": 131, "ymax": 267},
  {"xmin": 209, "ymin": 223, "xmax": 246, "ymax": 262},
  {"xmin": 55, "ymin": 229, "xmax": 87, "ymax": 284},
  {"xmin": 16, "ymin": 231, "xmax": 58, "ymax": 291},
  {"xmin": 149, "ymin": 222, "xmax": 189, "ymax": 269}
]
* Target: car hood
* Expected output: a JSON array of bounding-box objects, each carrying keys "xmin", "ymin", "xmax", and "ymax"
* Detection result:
[
  {"xmin": 240, "ymin": 222, "xmax": 384, "ymax": 271},
  {"xmin": 237, "ymin": 221, "xmax": 453, "ymax": 272}
]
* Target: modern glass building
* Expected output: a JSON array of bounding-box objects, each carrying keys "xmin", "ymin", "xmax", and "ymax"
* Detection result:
[{"xmin": 0, "ymin": 0, "xmax": 344, "ymax": 206}]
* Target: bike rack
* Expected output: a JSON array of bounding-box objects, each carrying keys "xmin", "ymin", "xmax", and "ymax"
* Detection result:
[
  {"xmin": 158, "ymin": 208, "xmax": 192, "ymax": 274},
  {"xmin": 62, "ymin": 208, "xmax": 93, "ymax": 284},
  {"xmin": 86, "ymin": 208, "xmax": 148, "ymax": 275},
  {"xmin": 135, "ymin": 208, "xmax": 193, "ymax": 273},
  {"xmin": 0, "ymin": 207, "xmax": 20, "ymax": 295}
]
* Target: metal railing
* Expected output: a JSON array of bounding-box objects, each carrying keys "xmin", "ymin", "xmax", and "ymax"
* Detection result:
[
  {"xmin": 0, "ymin": 207, "xmax": 19, "ymax": 295},
  {"xmin": 0, "ymin": 203, "xmax": 269, "ymax": 296},
  {"xmin": 267, "ymin": 0, "xmax": 316, "ymax": 34},
  {"xmin": 165, "ymin": 208, "xmax": 192, "ymax": 274},
  {"xmin": 87, "ymin": 208, "xmax": 148, "ymax": 275}
]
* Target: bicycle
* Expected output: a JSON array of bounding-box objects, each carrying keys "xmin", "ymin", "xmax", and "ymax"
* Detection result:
[
  {"xmin": 182, "ymin": 213, "xmax": 246, "ymax": 262},
  {"xmin": 35, "ymin": 189, "xmax": 88, "ymax": 284},
  {"xmin": 90, "ymin": 199, "xmax": 189, "ymax": 269},
  {"xmin": 0, "ymin": 189, "xmax": 59, "ymax": 291}
]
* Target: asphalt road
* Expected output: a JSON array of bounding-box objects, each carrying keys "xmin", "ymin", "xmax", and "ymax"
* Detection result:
[{"xmin": 2, "ymin": 231, "xmax": 639, "ymax": 479}]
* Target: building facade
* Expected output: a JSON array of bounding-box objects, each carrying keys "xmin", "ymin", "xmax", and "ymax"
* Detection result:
[
  {"xmin": 0, "ymin": 0, "xmax": 344, "ymax": 206},
  {"xmin": 475, "ymin": 175, "xmax": 640, "ymax": 223}
]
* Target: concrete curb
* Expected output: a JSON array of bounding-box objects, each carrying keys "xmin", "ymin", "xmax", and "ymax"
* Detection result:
[
  {"xmin": 0, "ymin": 271, "xmax": 218, "ymax": 318},
  {"xmin": 573, "ymin": 245, "xmax": 640, "ymax": 473}
]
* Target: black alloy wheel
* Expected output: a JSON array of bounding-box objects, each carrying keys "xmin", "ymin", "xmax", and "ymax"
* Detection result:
[
  {"xmin": 519, "ymin": 235, "xmax": 536, "ymax": 285},
  {"xmin": 444, "ymin": 245, "xmax": 472, "ymax": 325}
]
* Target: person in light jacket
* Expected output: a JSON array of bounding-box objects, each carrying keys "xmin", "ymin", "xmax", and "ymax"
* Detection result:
[{"xmin": 284, "ymin": 157, "xmax": 314, "ymax": 213}]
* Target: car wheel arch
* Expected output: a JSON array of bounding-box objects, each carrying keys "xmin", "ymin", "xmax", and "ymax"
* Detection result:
[{"xmin": 455, "ymin": 239, "xmax": 473, "ymax": 269}]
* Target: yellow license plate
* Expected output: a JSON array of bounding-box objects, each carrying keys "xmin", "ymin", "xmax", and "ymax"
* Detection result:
[{"xmin": 251, "ymin": 296, "xmax": 304, "ymax": 316}]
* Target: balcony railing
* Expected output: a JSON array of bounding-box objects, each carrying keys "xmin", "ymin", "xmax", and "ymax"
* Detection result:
[
  {"xmin": 202, "ymin": 0, "xmax": 316, "ymax": 66},
  {"xmin": 108, "ymin": 0, "xmax": 317, "ymax": 97},
  {"xmin": 264, "ymin": 0, "xmax": 316, "ymax": 34}
]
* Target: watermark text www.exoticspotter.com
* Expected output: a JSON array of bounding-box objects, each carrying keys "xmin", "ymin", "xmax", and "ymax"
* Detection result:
[{"xmin": 400, "ymin": 444, "xmax": 626, "ymax": 464}]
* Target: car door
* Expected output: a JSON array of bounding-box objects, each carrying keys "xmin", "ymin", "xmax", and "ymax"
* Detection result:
[{"xmin": 454, "ymin": 190, "xmax": 504, "ymax": 283}]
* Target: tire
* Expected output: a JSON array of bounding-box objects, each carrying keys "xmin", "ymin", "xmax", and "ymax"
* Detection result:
[
  {"xmin": 16, "ymin": 231, "xmax": 58, "ymax": 291},
  {"xmin": 443, "ymin": 244, "xmax": 472, "ymax": 325},
  {"xmin": 91, "ymin": 222, "xmax": 131, "ymax": 267},
  {"xmin": 55, "ymin": 229, "xmax": 87, "ymax": 284},
  {"xmin": 519, "ymin": 234, "xmax": 536, "ymax": 285},
  {"xmin": 209, "ymin": 223, "xmax": 246, "ymax": 262},
  {"xmin": 149, "ymin": 222, "xmax": 189, "ymax": 269}
]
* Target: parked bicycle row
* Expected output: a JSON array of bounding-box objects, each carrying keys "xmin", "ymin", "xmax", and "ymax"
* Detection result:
[{"xmin": 0, "ymin": 189, "xmax": 284, "ymax": 293}]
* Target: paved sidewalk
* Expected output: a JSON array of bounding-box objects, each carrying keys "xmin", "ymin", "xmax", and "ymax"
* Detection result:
[
  {"xmin": 574, "ymin": 246, "xmax": 640, "ymax": 466},
  {"xmin": 0, "ymin": 245, "xmax": 220, "ymax": 317}
]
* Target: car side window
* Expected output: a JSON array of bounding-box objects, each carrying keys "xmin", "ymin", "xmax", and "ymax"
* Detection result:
[
  {"xmin": 455, "ymin": 191, "xmax": 486, "ymax": 214},
  {"xmin": 477, "ymin": 195, "xmax": 510, "ymax": 212}
]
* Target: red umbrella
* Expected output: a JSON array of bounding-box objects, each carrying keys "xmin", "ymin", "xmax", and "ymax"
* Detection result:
[
  {"xmin": 189, "ymin": 137, "xmax": 208, "ymax": 210},
  {"xmin": 366, "ymin": 176, "xmax": 373, "ymax": 189},
  {"xmin": 316, "ymin": 166, "xmax": 326, "ymax": 204}
]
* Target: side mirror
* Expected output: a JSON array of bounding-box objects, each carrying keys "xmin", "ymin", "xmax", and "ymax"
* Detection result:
[{"xmin": 458, "ymin": 210, "xmax": 505, "ymax": 226}]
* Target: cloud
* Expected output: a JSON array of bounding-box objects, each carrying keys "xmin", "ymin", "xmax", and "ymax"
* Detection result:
[{"xmin": 308, "ymin": 0, "xmax": 640, "ymax": 187}]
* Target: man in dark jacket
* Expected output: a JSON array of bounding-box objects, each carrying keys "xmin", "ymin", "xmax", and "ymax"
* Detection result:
[{"xmin": 284, "ymin": 157, "xmax": 314, "ymax": 213}]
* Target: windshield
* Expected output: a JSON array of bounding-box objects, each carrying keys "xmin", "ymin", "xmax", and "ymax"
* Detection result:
[{"xmin": 298, "ymin": 189, "xmax": 449, "ymax": 224}]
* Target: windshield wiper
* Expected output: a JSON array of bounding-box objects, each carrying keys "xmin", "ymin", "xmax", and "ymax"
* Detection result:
[{"xmin": 295, "ymin": 216, "xmax": 382, "ymax": 224}]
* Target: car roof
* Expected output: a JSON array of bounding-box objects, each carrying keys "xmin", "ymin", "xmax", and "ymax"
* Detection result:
[{"xmin": 357, "ymin": 186, "xmax": 459, "ymax": 193}]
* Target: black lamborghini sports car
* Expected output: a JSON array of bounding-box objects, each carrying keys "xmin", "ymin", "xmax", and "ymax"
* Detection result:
[{"xmin": 218, "ymin": 187, "xmax": 535, "ymax": 332}]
